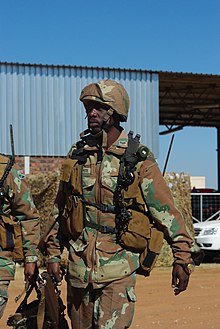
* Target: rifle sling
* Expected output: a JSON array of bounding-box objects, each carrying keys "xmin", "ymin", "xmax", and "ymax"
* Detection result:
[
  {"xmin": 81, "ymin": 198, "xmax": 118, "ymax": 214},
  {"xmin": 37, "ymin": 285, "xmax": 46, "ymax": 329}
]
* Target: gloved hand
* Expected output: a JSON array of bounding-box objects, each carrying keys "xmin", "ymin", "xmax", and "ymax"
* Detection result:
[
  {"xmin": 24, "ymin": 262, "xmax": 39, "ymax": 285},
  {"xmin": 172, "ymin": 263, "xmax": 190, "ymax": 295},
  {"xmin": 47, "ymin": 262, "xmax": 63, "ymax": 285}
]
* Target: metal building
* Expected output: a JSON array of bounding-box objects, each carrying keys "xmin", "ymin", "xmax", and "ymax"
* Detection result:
[{"xmin": 0, "ymin": 62, "xmax": 159, "ymax": 157}]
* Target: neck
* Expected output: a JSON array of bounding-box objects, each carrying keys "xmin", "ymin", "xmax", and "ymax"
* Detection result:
[{"xmin": 105, "ymin": 125, "xmax": 122, "ymax": 149}]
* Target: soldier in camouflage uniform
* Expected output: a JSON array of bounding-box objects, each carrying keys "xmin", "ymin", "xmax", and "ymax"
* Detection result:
[
  {"xmin": 0, "ymin": 157, "xmax": 40, "ymax": 319},
  {"xmin": 46, "ymin": 80, "xmax": 201, "ymax": 329}
]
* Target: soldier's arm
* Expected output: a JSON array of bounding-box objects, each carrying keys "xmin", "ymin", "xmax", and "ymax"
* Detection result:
[
  {"xmin": 7, "ymin": 166, "xmax": 40, "ymax": 262},
  {"xmin": 45, "ymin": 206, "xmax": 62, "ymax": 263},
  {"xmin": 45, "ymin": 185, "xmax": 66, "ymax": 284},
  {"xmin": 45, "ymin": 207, "xmax": 64, "ymax": 284},
  {"xmin": 139, "ymin": 155, "xmax": 194, "ymax": 265}
]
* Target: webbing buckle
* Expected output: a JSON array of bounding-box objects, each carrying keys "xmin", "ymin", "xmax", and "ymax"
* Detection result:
[
  {"xmin": 100, "ymin": 225, "xmax": 109, "ymax": 233},
  {"xmin": 100, "ymin": 225, "xmax": 117, "ymax": 234}
]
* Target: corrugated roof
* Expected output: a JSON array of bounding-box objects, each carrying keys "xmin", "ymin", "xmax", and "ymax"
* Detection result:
[
  {"xmin": 1, "ymin": 60, "xmax": 220, "ymax": 148},
  {"xmin": 1, "ymin": 61, "xmax": 219, "ymax": 78}
]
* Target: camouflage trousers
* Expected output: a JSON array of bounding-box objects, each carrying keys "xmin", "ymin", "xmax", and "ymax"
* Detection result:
[
  {"xmin": 0, "ymin": 280, "xmax": 10, "ymax": 319},
  {"xmin": 67, "ymin": 274, "xmax": 137, "ymax": 329}
]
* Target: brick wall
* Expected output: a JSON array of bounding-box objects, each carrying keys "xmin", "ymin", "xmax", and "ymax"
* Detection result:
[{"xmin": 15, "ymin": 156, "xmax": 65, "ymax": 175}]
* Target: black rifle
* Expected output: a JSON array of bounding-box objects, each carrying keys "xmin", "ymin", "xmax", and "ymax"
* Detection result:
[{"xmin": 0, "ymin": 124, "xmax": 16, "ymax": 210}]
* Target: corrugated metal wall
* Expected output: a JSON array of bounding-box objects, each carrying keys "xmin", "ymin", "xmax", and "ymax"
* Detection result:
[{"xmin": 0, "ymin": 62, "xmax": 159, "ymax": 157}]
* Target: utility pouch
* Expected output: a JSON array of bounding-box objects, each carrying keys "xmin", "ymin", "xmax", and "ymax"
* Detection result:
[
  {"xmin": 117, "ymin": 209, "xmax": 151, "ymax": 253},
  {"xmin": 65, "ymin": 194, "xmax": 84, "ymax": 238},
  {"xmin": 137, "ymin": 226, "xmax": 164, "ymax": 276},
  {"xmin": 60, "ymin": 158, "xmax": 84, "ymax": 239}
]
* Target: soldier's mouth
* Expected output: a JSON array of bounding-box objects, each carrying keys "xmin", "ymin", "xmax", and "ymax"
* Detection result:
[{"xmin": 89, "ymin": 121, "xmax": 99, "ymax": 127}]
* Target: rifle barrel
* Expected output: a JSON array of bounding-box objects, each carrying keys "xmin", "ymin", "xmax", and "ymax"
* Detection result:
[{"xmin": 10, "ymin": 124, "xmax": 15, "ymax": 160}]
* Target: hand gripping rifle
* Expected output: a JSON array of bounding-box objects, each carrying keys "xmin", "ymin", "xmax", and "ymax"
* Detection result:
[{"xmin": 7, "ymin": 270, "xmax": 69, "ymax": 329}]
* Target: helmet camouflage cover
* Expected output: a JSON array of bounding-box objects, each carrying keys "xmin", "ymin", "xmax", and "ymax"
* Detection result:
[{"xmin": 80, "ymin": 79, "xmax": 130, "ymax": 122}]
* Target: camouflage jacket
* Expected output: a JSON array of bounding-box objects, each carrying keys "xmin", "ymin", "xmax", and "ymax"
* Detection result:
[
  {"xmin": 0, "ymin": 157, "xmax": 40, "ymax": 280},
  {"xmin": 47, "ymin": 130, "xmax": 195, "ymax": 288}
]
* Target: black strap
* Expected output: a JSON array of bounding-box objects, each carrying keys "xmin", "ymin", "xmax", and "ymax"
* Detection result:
[
  {"xmin": 117, "ymin": 131, "xmax": 141, "ymax": 189},
  {"xmin": 81, "ymin": 198, "xmax": 118, "ymax": 214},
  {"xmin": 82, "ymin": 198, "xmax": 118, "ymax": 234},
  {"xmin": 84, "ymin": 220, "xmax": 117, "ymax": 234}
]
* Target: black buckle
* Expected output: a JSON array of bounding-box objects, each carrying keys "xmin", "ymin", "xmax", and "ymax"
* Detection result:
[
  {"xmin": 100, "ymin": 225, "xmax": 108, "ymax": 233},
  {"xmin": 100, "ymin": 225, "xmax": 116, "ymax": 234}
]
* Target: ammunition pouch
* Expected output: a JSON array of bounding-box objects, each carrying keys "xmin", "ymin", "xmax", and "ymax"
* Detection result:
[
  {"xmin": 116, "ymin": 209, "xmax": 164, "ymax": 276},
  {"xmin": 0, "ymin": 215, "xmax": 24, "ymax": 262},
  {"xmin": 137, "ymin": 226, "xmax": 164, "ymax": 276},
  {"xmin": 65, "ymin": 194, "xmax": 84, "ymax": 238},
  {"xmin": 7, "ymin": 271, "xmax": 69, "ymax": 329},
  {"xmin": 116, "ymin": 209, "xmax": 150, "ymax": 253},
  {"xmin": 59, "ymin": 158, "xmax": 84, "ymax": 240}
]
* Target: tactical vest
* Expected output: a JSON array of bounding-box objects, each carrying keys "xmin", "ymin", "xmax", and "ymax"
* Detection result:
[
  {"xmin": 59, "ymin": 132, "xmax": 164, "ymax": 276},
  {"xmin": 0, "ymin": 154, "xmax": 24, "ymax": 262}
]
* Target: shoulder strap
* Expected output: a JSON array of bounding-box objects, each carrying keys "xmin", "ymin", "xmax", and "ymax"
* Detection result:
[{"xmin": 37, "ymin": 284, "xmax": 46, "ymax": 329}]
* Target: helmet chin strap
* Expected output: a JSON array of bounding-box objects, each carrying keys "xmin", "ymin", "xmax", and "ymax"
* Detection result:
[{"xmin": 100, "ymin": 108, "xmax": 114, "ymax": 148}]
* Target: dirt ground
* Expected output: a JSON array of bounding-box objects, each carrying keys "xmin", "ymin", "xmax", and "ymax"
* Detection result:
[{"xmin": 1, "ymin": 263, "xmax": 220, "ymax": 329}]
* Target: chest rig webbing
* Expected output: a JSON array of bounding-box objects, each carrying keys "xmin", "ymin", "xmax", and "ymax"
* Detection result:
[{"xmin": 72, "ymin": 131, "xmax": 149, "ymax": 234}]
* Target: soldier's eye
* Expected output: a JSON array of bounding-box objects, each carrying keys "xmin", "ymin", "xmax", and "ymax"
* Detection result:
[{"xmin": 85, "ymin": 102, "xmax": 110, "ymax": 114}]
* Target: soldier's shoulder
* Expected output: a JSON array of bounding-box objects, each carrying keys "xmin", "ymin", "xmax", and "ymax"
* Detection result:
[
  {"xmin": 138, "ymin": 143, "xmax": 156, "ymax": 162},
  {"xmin": 10, "ymin": 165, "xmax": 26, "ymax": 180}
]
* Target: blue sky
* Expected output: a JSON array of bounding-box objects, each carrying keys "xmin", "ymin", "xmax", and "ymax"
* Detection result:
[{"xmin": 1, "ymin": 0, "xmax": 219, "ymax": 188}]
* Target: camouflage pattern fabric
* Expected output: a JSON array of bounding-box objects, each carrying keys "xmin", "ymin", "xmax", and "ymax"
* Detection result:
[
  {"xmin": 47, "ymin": 130, "xmax": 196, "ymax": 289},
  {"xmin": 67, "ymin": 273, "xmax": 136, "ymax": 329},
  {"xmin": 0, "ymin": 280, "xmax": 9, "ymax": 319},
  {"xmin": 0, "ymin": 162, "xmax": 40, "ymax": 281}
]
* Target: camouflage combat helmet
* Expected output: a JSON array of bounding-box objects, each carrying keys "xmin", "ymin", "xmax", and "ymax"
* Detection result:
[{"xmin": 80, "ymin": 79, "xmax": 130, "ymax": 122}]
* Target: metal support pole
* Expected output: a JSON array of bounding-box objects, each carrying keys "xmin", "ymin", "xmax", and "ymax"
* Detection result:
[{"xmin": 162, "ymin": 134, "xmax": 175, "ymax": 176}]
